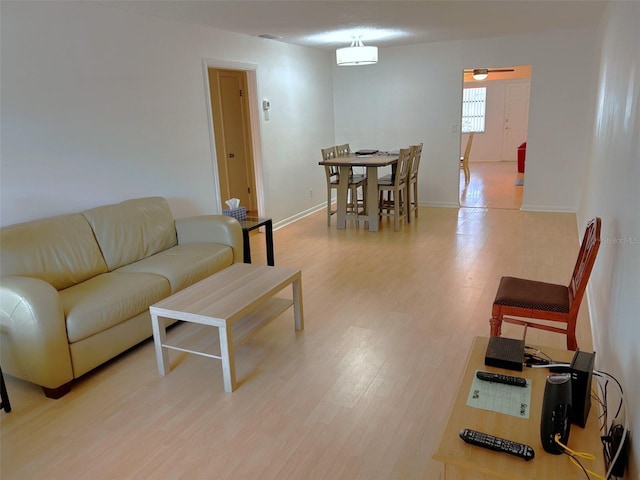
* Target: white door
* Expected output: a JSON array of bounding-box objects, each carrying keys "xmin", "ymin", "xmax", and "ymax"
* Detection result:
[{"xmin": 501, "ymin": 82, "xmax": 530, "ymax": 161}]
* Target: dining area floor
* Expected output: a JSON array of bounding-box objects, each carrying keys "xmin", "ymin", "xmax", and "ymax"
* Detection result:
[{"xmin": 460, "ymin": 161, "xmax": 524, "ymax": 210}]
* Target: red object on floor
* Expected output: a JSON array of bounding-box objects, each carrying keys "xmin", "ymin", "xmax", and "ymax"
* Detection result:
[{"xmin": 517, "ymin": 142, "xmax": 527, "ymax": 173}]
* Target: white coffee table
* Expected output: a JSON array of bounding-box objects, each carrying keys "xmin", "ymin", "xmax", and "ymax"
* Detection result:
[{"xmin": 149, "ymin": 263, "xmax": 303, "ymax": 392}]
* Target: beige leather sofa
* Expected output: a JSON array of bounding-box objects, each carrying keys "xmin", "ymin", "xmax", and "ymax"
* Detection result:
[{"xmin": 0, "ymin": 197, "xmax": 243, "ymax": 398}]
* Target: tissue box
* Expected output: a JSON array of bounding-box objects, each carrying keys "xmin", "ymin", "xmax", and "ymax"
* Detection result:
[{"xmin": 222, "ymin": 206, "xmax": 246, "ymax": 221}]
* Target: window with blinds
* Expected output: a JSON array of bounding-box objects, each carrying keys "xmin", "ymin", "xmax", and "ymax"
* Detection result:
[{"xmin": 461, "ymin": 87, "xmax": 487, "ymax": 133}]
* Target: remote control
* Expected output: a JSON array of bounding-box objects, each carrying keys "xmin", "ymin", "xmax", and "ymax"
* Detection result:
[
  {"xmin": 476, "ymin": 370, "xmax": 527, "ymax": 387},
  {"xmin": 459, "ymin": 428, "xmax": 535, "ymax": 461}
]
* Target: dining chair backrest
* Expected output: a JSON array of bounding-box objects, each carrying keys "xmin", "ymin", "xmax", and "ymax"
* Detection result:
[
  {"xmin": 395, "ymin": 148, "xmax": 412, "ymax": 187},
  {"xmin": 322, "ymin": 146, "xmax": 339, "ymax": 179},
  {"xmin": 409, "ymin": 143, "xmax": 423, "ymax": 179},
  {"xmin": 460, "ymin": 133, "xmax": 474, "ymax": 184},
  {"xmin": 336, "ymin": 144, "xmax": 351, "ymax": 157},
  {"xmin": 406, "ymin": 143, "xmax": 424, "ymax": 221},
  {"xmin": 462, "ymin": 133, "xmax": 474, "ymax": 161},
  {"xmin": 322, "ymin": 146, "xmax": 337, "ymax": 161},
  {"xmin": 568, "ymin": 217, "xmax": 601, "ymax": 311}
]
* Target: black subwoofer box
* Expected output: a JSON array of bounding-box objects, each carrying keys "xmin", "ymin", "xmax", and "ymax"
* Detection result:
[{"xmin": 569, "ymin": 350, "xmax": 595, "ymax": 428}]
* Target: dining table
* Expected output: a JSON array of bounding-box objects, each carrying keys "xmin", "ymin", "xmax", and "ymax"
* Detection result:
[{"xmin": 318, "ymin": 152, "xmax": 399, "ymax": 232}]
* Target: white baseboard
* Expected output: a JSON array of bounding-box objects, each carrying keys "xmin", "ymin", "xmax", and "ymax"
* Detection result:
[
  {"xmin": 520, "ymin": 204, "xmax": 577, "ymax": 213},
  {"xmin": 272, "ymin": 204, "xmax": 326, "ymax": 230},
  {"xmin": 422, "ymin": 201, "xmax": 460, "ymax": 208}
]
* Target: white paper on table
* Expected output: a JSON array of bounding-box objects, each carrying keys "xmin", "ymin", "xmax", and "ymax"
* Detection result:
[{"xmin": 466, "ymin": 369, "xmax": 532, "ymax": 418}]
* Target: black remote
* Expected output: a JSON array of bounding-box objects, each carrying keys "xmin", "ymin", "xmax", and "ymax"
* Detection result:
[
  {"xmin": 459, "ymin": 428, "xmax": 535, "ymax": 461},
  {"xmin": 476, "ymin": 370, "xmax": 527, "ymax": 387}
]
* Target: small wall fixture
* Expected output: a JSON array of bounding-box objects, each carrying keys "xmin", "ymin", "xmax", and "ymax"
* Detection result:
[
  {"xmin": 336, "ymin": 37, "xmax": 378, "ymax": 66},
  {"xmin": 472, "ymin": 69, "xmax": 489, "ymax": 81}
]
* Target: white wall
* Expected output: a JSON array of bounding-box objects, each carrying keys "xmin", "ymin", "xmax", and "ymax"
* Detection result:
[
  {"xmin": 1, "ymin": 2, "xmax": 600, "ymax": 224},
  {"xmin": 579, "ymin": 1, "xmax": 640, "ymax": 476},
  {"xmin": 334, "ymin": 41, "xmax": 464, "ymax": 207},
  {"xmin": 334, "ymin": 28, "xmax": 599, "ymax": 211},
  {"xmin": 0, "ymin": 1, "xmax": 334, "ymax": 226}
]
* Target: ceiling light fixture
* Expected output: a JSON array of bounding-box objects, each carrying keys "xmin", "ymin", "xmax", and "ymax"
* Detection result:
[
  {"xmin": 258, "ymin": 34, "xmax": 283, "ymax": 40},
  {"xmin": 336, "ymin": 37, "xmax": 378, "ymax": 66},
  {"xmin": 472, "ymin": 69, "xmax": 489, "ymax": 80}
]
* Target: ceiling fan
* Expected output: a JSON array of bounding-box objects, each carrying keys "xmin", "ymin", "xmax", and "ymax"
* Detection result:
[{"xmin": 464, "ymin": 68, "xmax": 515, "ymax": 80}]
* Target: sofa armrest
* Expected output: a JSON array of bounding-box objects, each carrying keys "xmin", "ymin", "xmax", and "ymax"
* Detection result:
[
  {"xmin": 175, "ymin": 215, "xmax": 243, "ymax": 263},
  {"xmin": 0, "ymin": 276, "xmax": 74, "ymax": 389}
]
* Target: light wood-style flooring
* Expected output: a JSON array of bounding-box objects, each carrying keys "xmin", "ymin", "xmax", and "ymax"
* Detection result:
[
  {"xmin": 0, "ymin": 205, "xmax": 591, "ymax": 479},
  {"xmin": 460, "ymin": 161, "xmax": 524, "ymax": 210}
]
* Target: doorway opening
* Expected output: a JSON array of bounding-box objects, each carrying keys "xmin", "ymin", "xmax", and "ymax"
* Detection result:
[
  {"xmin": 204, "ymin": 60, "xmax": 264, "ymax": 216},
  {"xmin": 458, "ymin": 65, "xmax": 531, "ymax": 210}
]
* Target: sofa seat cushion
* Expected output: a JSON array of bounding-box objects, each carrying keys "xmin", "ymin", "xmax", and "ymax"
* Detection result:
[
  {"xmin": 116, "ymin": 243, "xmax": 234, "ymax": 293},
  {"xmin": 60, "ymin": 272, "xmax": 171, "ymax": 343}
]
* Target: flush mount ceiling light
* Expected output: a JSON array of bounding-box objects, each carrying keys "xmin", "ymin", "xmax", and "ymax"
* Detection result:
[
  {"xmin": 336, "ymin": 37, "xmax": 378, "ymax": 66},
  {"xmin": 258, "ymin": 34, "xmax": 283, "ymax": 40},
  {"xmin": 472, "ymin": 69, "xmax": 489, "ymax": 80}
]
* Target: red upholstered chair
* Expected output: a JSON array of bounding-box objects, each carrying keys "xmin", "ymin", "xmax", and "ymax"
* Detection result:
[{"xmin": 490, "ymin": 217, "xmax": 601, "ymax": 350}]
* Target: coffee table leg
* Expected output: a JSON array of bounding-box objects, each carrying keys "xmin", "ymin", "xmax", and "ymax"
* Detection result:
[
  {"xmin": 218, "ymin": 324, "xmax": 236, "ymax": 392},
  {"xmin": 151, "ymin": 312, "xmax": 170, "ymax": 375},
  {"xmin": 292, "ymin": 275, "xmax": 304, "ymax": 331}
]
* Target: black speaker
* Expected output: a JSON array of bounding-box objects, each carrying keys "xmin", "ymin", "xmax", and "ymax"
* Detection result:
[{"xmin": 540, "ymin": 373, "xmax": 572, "ymax": 454}]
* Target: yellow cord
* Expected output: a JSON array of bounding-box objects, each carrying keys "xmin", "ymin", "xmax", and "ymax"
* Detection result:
[{"xmin": 554, "ymin": 434, "xmax": 606, "ymax": 480}]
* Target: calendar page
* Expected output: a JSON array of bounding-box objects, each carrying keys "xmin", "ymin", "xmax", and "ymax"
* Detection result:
[{"xmin": 466, "ymin": 369, "xmax": 532, "ymax": 418}]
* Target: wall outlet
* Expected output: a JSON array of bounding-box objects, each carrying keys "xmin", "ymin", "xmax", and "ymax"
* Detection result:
[{"xmin": 309, "ymin": 188, "xmax": 313, "ymax": 198}]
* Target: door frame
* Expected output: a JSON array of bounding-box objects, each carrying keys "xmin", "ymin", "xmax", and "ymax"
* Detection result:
[
  {"xmin": 202, "ymin": 58, "xmax": 265, "ymax": 216},
  {"xmin": 458, "ymin": 67, "xmax": 531, "ymax": 209}
]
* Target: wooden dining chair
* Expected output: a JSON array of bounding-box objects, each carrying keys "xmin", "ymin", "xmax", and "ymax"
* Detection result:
[
  {"xmin": 378, "ymin": 147, "xmax": 411, "ymax": 231},
  {"xmin": 335, "ymin": 143, "xmax": 351, "ymax": 157},
  {"xmin": 336, "ymin": 143, "xmax": 367, "ymax": 213},
  {"xmin": 322, "ymin": 146, "xmax": 366, "ymax": 226},
  {"xmin": 460, "ymin": 132, "xmax": 474, "ymax": 184},
  {"xmin": 335, "ymin": 143, "xmax": 367, "ymax": 217},
  {"xmin": 490, "ymin": 217, "xmax": 601, "ymax": 350},
  {"xmin": 407, "ymin": 143, "xmax": 423, "ymax": 222}
]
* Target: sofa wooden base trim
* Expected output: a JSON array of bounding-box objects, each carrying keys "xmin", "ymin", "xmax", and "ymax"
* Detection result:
[{"xmin": 42, "ymin": 381, "xmax": 72, "ymax": 399}]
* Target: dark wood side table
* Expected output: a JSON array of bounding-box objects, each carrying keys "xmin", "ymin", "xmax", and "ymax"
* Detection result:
[{"xmin": 238, "ymin": 217, "xmax": 274, "ymax": 266}]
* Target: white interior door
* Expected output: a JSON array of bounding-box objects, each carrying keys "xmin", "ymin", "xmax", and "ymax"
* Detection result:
[{"xmin": 501, "ymin": 82, "xmax": 530, "ymax": 161}]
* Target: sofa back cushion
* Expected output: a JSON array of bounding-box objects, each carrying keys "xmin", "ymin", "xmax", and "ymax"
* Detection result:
[
  {"xmin": 82, "ymin": 197, "xmax": 178, "ymax": 271},
  {"xmin": 0, "ymin": 214, "xmax": 108, "ymax": 290}
]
